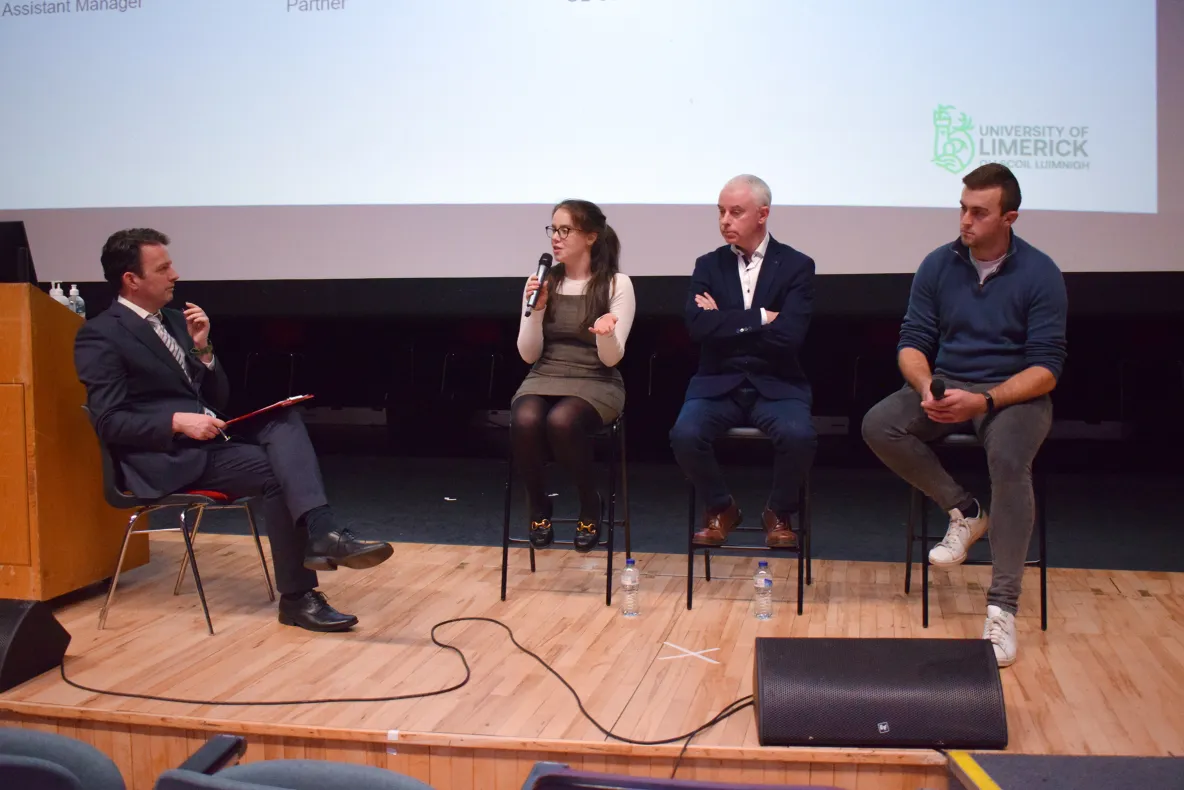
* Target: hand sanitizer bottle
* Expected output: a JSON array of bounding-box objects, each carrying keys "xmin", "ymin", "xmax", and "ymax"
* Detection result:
[{"xmin": 49, "ymin": 281, "xmax": 69, "ymax": 307}]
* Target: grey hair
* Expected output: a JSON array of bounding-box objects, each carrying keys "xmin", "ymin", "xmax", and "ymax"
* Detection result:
[{"xmin": 724, "ymin": 174, "xmax": 772, "ymax": 208}]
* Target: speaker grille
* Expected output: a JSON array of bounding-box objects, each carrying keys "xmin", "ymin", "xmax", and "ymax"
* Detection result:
[{"xmin": 753, "ymin": 637, "xmax": 1007, "ymax": 749}]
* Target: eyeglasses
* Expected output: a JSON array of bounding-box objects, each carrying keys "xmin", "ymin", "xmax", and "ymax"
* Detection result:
[{"xmin": 545, "ymin": 225, "xmax": 582, "ymax": 240}]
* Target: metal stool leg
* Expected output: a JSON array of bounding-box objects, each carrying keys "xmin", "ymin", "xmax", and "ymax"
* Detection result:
[
  {"xmin": 796, "ymin": 482, "xmax": 806, "ymax": 614},
  {"xmin": 501, "ymin": 445, "xmax": 513, "ymax": 601},
  {"xmin": 620, "ymin": 418, "xmax": 632, "ymax": 561},
  {"xmin": 687, "ymin": 483, "xmax": 696, "ymax": 610},
  {"xmin": 921, "ymin": 491, "xmax": 930, "ymax": 628},
  {"xmin": 604, "ymin": 421, "xmax": 618, "ymax": 607},
  {"xmin": 98, "ymin": 508, "xmax": 149, "ymax": 630},
  {"xmin": 1038, "ymin": 467, "xmax": 1049, "ymax": 631},
  {"xmin": 804, "ymin": 477, "xmax": 813, "ymax": 587},
  {"xmin": 173, "ymin": 504, "xmax": 209, "ymax": 595},
  {"xmin": 178, "ymin": 507, "xmax": 214, "ymax": 636},
  {"xmin": 905, "ymin": 487, "xmax": 918, "ymax": 594},
  {"xmin": 244, "ymin": 504, "xmax": 275, "ymax": 602}
]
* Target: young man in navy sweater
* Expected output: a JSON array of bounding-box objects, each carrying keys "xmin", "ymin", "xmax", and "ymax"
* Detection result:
[{"xmin": 862, "ymin": 164, "xmax": 1067, "ymax": 667}]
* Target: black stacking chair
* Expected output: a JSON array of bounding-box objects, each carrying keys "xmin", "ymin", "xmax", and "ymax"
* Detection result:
[{"xmin": 84, "ymin": 408, "xmax": 274, "ymax": 636}]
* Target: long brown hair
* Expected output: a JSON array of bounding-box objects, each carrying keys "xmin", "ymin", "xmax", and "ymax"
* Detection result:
[{"xmin": 545, "ymin": 199, "xmax": 621, "ymax": 328}]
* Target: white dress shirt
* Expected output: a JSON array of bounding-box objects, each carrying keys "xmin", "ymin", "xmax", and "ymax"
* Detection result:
[{"xmin": 731, "ymin": 233, "xmax": 771, "ymax": 324}]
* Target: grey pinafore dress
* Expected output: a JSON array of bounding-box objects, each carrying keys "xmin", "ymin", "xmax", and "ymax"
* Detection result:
[{"xmin": 511, "ymin": 290, "xmax": 625, "ymax": 423}]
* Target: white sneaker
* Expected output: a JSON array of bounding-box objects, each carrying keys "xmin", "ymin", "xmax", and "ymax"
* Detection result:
[
  {"xmin": 983, "ymin": 605, "xmax": 1017, "ymax": 667},
  {"xmin": 928, "ymin": 503, "xmax": 988, "ymax": 567}
]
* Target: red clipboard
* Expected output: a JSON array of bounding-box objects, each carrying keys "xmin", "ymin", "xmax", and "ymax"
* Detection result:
[{"xmin": 225, "ymin": 394, "xmax": 315, "ymax": 426}]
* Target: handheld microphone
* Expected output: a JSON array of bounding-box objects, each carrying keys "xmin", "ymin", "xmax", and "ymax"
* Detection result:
[
  {"xmin": 930, "ymin": 378, "xmax": 947, "ymax": 400},
  {"xmin": 524, "ymin": 253, "xmax": 554, "ymax": 317}
]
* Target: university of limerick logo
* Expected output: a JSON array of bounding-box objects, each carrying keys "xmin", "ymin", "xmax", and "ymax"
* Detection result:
[{"xmin": 932, "ymin": 104, "xmax": 975, "ymax": 173}]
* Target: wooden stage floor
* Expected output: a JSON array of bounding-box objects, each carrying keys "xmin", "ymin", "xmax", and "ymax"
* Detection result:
[{"xmin": 2, "ymin": 533, "xmax": 1182, "ymax": 790}]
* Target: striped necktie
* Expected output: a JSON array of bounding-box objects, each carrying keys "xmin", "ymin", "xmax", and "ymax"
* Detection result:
[{"xmin": 146, "ymin": 312, "xmax": 192, "ymax": 383}]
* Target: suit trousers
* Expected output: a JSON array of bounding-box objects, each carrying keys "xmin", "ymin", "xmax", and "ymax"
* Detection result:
[
  {"xmin": 188, "ymin": 409, "xmax": 327, "ymax": 595},
  {"xmin": 671, "ymin": 385, "xmax": 817, "ymax": 515}
]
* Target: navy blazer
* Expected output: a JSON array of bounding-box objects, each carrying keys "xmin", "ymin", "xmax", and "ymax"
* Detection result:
[
  {"xmin": 683, "ymin": 235, "xmax": 814, "ymax": 402},
  {"xmin": 74, "ymin": 301, "xmax": 231, "ymax": 499}
]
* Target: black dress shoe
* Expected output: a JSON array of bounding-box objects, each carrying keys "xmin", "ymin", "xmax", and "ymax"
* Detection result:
[
  {"xmin": 278, "ymin": 590, "xmax": 358, "ymax": 632},
  {"xmin": 528, "ymin": 517, "xmax": 554, "ymax": 549},
  {"xmin": 304, "ymin": 528, "xmax": 394, "ymax": 571}
]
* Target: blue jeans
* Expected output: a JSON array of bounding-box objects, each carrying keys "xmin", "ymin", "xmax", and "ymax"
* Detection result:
[{"xmin": 670, "ymin": 387, "xmax": 817, "ymax": 515}]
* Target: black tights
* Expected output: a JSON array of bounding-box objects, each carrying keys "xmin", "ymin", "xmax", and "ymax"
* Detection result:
[{"xmin": 511, "ymin": 395, "xmax": 604, "ymax": 522}]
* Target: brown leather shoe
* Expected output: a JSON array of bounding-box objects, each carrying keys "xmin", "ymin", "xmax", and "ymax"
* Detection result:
[
  {"xmin": 761, "ymin": 508, "xmax": 797, "ymax": 548},
  {"xmin": 693, "ymin": 500, "xmax": 741, "ymax": 545}
]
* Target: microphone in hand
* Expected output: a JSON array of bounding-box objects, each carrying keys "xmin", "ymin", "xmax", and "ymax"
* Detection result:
[
  {"xmin": 930, "ymin": 378, "xmax": 947, "ymax": 400},
  {"xmin": 524, "ymin": 253, "xmax": 554, "ymax": 317}
]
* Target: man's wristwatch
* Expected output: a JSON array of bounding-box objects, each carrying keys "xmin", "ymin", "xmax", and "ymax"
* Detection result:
[
  {"xmin": 983, "ymin": 391, "xmax": 996, "ymax": 416},
  {"xmin": 192, "ymin": 342, "xmax": 214, "ymax": 356}
]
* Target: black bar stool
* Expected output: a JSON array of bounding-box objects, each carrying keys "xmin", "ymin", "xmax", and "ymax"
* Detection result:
[
  {"xmin": 501, "ymin": 414, "xmax": 632, "ymax": 606},
  {"xmin": 906, "ymin": 432, "xmax": 1048, "ymax": 630},
  {"xmin": 685, "ymin": 427, "xmax": 812, "ymax": 613}
]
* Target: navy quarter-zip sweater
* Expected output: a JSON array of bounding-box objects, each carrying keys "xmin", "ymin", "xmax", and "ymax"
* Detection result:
[{"xmin": 898, "ymin": 232, "xmax": 1067, "ymax": 384}]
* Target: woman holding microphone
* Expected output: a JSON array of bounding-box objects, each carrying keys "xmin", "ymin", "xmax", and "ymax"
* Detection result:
[{"xmin": 510, "ymin": 199, "xmax": 635, "ymax": 552}]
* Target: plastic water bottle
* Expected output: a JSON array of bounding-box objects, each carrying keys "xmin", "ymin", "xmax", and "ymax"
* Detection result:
[
  {"xmin": 620, "ymin": 558, "xmax": 639, "ymax": 617},
  {"xmin": 754, "ymin": 560, "xmax": 773, "ymax": 620},
  {"xmin": 67, "ymin": 284, "xmax": 86, "ymax": 316}
]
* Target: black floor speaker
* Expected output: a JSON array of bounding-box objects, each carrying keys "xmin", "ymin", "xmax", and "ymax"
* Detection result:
[
  {"xmin": 753, "ymin": 637, "xmax": 1007, "ymax": 749},
  {"xmin": 0, "ymin": 599, "xmax": 72, "ymax": 692}
]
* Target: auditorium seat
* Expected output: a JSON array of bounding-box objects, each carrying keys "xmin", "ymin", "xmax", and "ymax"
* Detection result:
[
  {"xmin": 520, "ymin": 760, "xmax": 841, "ymax": 789},
  {"xmin": 154, "ymin": 760, "xmax": 437, "ymax": 790},
  {"xmin": 0, "ymin": 727, "xmax": 126, "ymax": 790}
]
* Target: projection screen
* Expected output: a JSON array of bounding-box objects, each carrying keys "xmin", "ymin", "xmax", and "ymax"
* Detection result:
[{"xmin": 0, "ymin": 0, "xmax": 1179, "ymax": 281}]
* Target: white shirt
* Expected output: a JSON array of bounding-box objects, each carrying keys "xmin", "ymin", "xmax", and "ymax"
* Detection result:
[
  {"xmin": 118, "ymin": 296, "xmax": 215, "ymax": 370},
  {"xmin": 970, "ymin": 251, "xmax": 1007, "ymax": 284},
  {"xmin": 731, "ymin": 233, "xmax": 771, "ymax": 324}
]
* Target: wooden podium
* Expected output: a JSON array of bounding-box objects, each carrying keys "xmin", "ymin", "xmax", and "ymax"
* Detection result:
[{"xmin": 0, "ymin": 284, "xmax": 148, "ymax": 601}]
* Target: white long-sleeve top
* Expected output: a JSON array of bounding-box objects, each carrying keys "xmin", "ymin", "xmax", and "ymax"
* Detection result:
[{"xmin": 517, "ymin": 273, "xmax": 635, "ymax": 368}]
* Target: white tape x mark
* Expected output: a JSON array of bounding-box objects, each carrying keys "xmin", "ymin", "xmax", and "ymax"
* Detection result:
[{"xmin": 658, "ymin": 641, "xmax": 720, "ymax": 664}]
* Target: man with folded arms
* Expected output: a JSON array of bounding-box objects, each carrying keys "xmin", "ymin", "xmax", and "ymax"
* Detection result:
[{"xmin": 670, "ymin": 175, "xmax": 817, "ymax": 550}]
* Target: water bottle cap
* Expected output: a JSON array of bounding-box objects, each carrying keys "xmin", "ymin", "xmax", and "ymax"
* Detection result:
[
  {"xmin": 626, "ymin": 558, "xmax": 635, "ymax": 566},
  {"xmin": 758, "ymin": 560, "xmax": 768, "ymax": 567}
]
